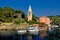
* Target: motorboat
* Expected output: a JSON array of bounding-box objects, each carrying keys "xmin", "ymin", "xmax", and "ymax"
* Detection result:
[
  {"xmin": 18, "ymin": 29, "xmax": 27, "ymax": 34},
  {"xmin": 17, "ymin": 27, "xmax": 27, "ymax": 34},
  {"xmin": 27, "ymin": 26, "xmax": 38, "ymax": 35}
]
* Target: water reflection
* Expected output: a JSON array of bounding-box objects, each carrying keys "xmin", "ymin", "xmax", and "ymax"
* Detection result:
[
  {"xmin": 0, "ymin": 34, "xmax": 49, "ymax": 40},
  {"xmin": 0, "ymin": 30, "xmax": 59, "ymax": 40}
]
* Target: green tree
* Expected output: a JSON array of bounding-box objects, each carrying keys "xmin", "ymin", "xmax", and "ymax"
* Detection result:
[
  {"xmin": 0, "ymin": 7, "xmax": 4, "ymax": 17},
  {"xmin": 0, "ymin": 6, "xmax": 27, "ymax": 23},
  {"xmin": 27, "ymin": 20, "xmax": 37, "ymax": 25},
  {"xmin": 27, "ymin": 21, "xmax": 34, "ymax": 25},
  {"xmin": 51, "ymin": 16, "xmax": 60, "ymax": 25},
  {"xmin": 15, "ymin": 10, "xmax": 23, "ymax": 14},
  {"xmin": 4, "ymin": 7, "xmax": 15, "ymax": 18},
  {"xmin": 15, "ymin": 10, "xmax": 26, "ymax": 19},
  {"xmin": 3, "ymin": 7, "xmax": 15, "ymax": 22},
  {"xmin": 32, "ymin": 14, "xmax": 37, "ymax": 21},
  {"xmin": 0, "ymin": 7, "xmax": 3, "ymax": 13},
  {"xmin": 14, "ymin": 19, "xmax": 21, "ymax": 24},
  {"xmin": 21, "ymin": 12, "xmax": 26, "ymax": 19},
  {"xmin": 37, "ymin": 22, "xmax": 48, "ymax": 26}
]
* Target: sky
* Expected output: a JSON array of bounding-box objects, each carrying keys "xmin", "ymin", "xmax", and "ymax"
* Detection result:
[{"xmin": 0, "ymin": 0, "xmax": 60, "ymax": 17}]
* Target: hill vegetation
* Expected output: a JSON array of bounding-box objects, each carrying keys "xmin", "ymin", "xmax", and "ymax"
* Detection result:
[
  {"xmin": 0, "ymin": 7, "xmax": 26, "ymax": 23},
  {"xmin": 0, "ymin": 7, "xmax": 42, "ymax": 26},
  {"xmin": 0, "ymin": 6, "xmax": 60, "ymax": 26},
  {"xmin": 48, "ymin": 15, "xmax": 60, "ymax": 26}
]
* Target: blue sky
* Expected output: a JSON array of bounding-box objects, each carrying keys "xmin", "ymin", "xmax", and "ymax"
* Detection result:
[{"xmin": 0, "ymin": 0, "xmax": 60, "ymax": 17}]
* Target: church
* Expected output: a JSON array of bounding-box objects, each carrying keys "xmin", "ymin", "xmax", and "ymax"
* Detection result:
[
  {"xmin": 27, "ymin": 5, "xmax": 32, "ymax": 21},
  {"xmin": 27, "ymin": 5, "xmax": 51, "ymax": 26}
]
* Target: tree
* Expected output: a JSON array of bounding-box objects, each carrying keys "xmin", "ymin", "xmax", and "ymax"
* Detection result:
[
  {"xmin": 15, "ymin": 10, "xmax": 26, "ymax": 19},
  {"xmin": 51, "ymin": 16, "xmax": 60, "ymax": 25},
  {"xmin": 0, "ymin": 7, "xmax": 4, "ymax": 17},
  {"xmin": 21, "ymin": 12, "xmax": 26, "ymax": 19},
  {"xmin": 37, "ymin": 22, "xmax": 48, "ymax": 26},
  {"xmin": 32, "ymin": 14, "xmax": 37, "ymax": 21},
  {"xmin": 4, "ymin": 7, "xmax": 15, "ymax": 18},
  {"xmin": 14, "ymin": 18, "xmax": 21, "ymax": 24},
  {"xmin": 27, "ymin": 20, "xmax": 38, "ymax": 25},
  {"xmin": 27, "ymin": 21, "xmax": 34, "ymax": 25},
  {"xmin": 15, "ymin": 10, "xmax": 23, "ymax": 14}
]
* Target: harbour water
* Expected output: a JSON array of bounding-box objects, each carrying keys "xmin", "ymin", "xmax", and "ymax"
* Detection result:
[
  {"xmin": 0, "ymin": 30, "xmax": 49, "ymax": 40},
  {"xmin": 0, "ymin": 34, "xmax": 49, "ymax": 40},
  {"xmin": 0, "ymin": 29, "xmax": 60, "ymax": 40}
]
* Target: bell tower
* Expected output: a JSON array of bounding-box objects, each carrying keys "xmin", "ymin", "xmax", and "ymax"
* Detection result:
[{"xmin": 28, "ymin": 5, "xmax": 32, "ymax": 21}]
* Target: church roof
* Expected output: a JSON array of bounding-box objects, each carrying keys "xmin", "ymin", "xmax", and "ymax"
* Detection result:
[{"xmin": 28, "ymin": 5, "xmax": 32, "ymax": 12}]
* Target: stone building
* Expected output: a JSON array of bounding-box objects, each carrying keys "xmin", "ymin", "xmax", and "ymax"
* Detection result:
[{"xmin": 28, "ymin": 5, "xmax": 32, "ymax": 21}]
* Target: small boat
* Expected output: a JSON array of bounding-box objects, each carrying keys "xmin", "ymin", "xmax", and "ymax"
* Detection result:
[
  {"xmin": 18, "ymin": 29, "xmax": 27, "ymax": 34},
  {"xmin": 27, "ymin": 26, "xmax": 38, "ymax": 35}
]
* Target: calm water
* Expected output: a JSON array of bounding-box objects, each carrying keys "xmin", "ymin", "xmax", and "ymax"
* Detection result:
[
  {"xmin": 0, "ymin": 30, "xmax": 60, "ymax": 40},
  {"xmin": 0, "ymin": 34, "xmax": 49, "ymax": 40},
  {"xmin": 0, "ymin": 30, "xmax": 49, "ymax": 40}
]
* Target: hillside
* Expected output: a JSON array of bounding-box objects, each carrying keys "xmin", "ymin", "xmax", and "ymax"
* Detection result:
[{"xmin": 48, "ymin": 15, "xmax": 60, "ymax": 18}]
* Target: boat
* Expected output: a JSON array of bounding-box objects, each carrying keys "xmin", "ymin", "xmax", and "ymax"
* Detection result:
[{"xmin": 27, "ymin": 26, "xmax": 38, "ymax": 35}]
